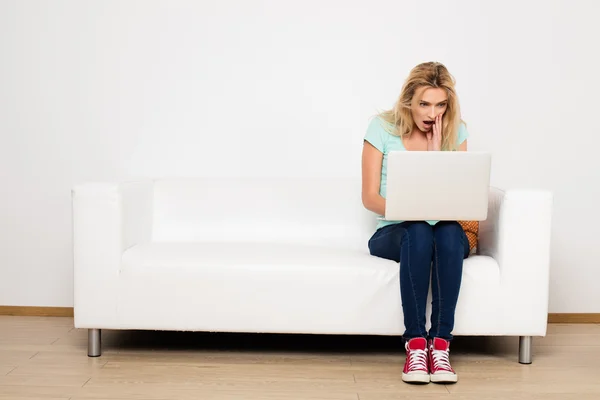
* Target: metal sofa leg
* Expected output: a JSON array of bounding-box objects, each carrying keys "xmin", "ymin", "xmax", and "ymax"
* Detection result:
[
  {"xmin": 88, "ymin": 329, "xmax": 101, "ymax": 357},
  {"xmin": 519, "ymin": 336, "xmax": 532, "ymax": 364}
]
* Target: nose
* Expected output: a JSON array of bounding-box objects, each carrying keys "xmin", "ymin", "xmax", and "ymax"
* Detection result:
[{"xmin": 427, "ymin": 106, "xmax": 436, "ymax": 119}]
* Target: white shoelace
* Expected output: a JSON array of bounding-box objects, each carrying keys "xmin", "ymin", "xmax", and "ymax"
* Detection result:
[
  {"xmin": 407, "ymin": 348, "xmax": 428, "ymax": 372},
  {"xmin": 431, "ymin": 349, "xmax": 452, "ymax": 371}
]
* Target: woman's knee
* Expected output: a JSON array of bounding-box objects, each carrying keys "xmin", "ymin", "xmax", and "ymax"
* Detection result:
[
  {"xmin": 433, "ymin": 222, "xmax": 466, "ymax": 254},
  {"xmin": 405, "ymin": 221, "xmax": 434, "ymax": 252}
]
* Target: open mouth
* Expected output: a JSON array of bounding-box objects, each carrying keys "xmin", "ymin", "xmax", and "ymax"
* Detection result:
[{"xmin": 423, "ymin": 120, "xmax": 434, "ymax": 127}]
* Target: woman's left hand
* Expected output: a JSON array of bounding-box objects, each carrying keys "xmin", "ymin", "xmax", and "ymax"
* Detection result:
[{"xmin": 427, "ymin": 114, "xmax": 442, "ymax": 151}]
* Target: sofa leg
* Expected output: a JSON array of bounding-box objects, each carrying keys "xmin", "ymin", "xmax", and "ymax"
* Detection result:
[
  {"xmin": 519, "ymin": 336, "xmax": 532, "ymax": 364},
  {"xmin": 88, "ymin": 329, "xmax": 101, "ymax": 357}
]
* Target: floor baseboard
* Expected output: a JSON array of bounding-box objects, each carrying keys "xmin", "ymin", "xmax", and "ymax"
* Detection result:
[
  {"xmin": 0, "ymin": 306, "xmax": 74, "ymax": 317},
  {"xmin": 1, "ymin": 307, "xmax": 599, "ymax": 323},
  {"xmin": 547, "ymin": 313, "xmax": 600, "ymax": 323}
]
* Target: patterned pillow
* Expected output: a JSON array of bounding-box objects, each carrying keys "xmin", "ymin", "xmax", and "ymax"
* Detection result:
[{"xmin": 458, "ymin": 220, "xmax": 479, "ymax": 255}]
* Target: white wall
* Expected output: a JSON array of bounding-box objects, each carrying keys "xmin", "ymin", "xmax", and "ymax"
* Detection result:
[{"xmin": 1, "ymin": 0, "xmax": 598, "ymax": 312}]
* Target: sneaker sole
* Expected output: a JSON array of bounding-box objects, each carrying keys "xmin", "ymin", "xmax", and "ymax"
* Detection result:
[
  {"xmin": 402, "ymin": 372, "xmax": 430, "ymax": 384},
  {"xmin": 430, "ymin": 372, "xmax": 458, "ymax": 384}
]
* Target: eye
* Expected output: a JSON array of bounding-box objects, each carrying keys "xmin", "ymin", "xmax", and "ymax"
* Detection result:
[
  {"xmin": 419, "ymin": 102, "xmax": 427, "ymax": 107},
  {"xmin": 438, "ymin": 103, "xmax": 447, "ymax": 108}
]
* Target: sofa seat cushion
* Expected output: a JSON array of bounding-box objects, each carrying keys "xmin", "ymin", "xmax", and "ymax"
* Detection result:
[
  {"xmin": 122, "ymin": 241, "xmax": 396, "ymax": 272},
  {"xmin": 117, "ymin": 242, "xmax": 501, "ymax": 335}
]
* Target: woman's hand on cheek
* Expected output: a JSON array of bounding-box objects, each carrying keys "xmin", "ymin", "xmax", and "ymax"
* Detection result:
[{"xmin": 427, "ymin": 114, "xmax": 442, "ymax": 151}]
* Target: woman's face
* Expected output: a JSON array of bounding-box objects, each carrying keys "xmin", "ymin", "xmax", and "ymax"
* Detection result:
[{"xmin": 410, "ymin": 86, "xmax": 448, "ymax": 133}]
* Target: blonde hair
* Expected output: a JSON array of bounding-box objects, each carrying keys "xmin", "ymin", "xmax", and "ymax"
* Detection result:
[{"xmin": 378, "ymin": 62, "xmax": 464, "ymax": 151}]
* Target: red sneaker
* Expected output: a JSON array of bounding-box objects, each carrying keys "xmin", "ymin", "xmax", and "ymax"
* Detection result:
[
  {"xmin": 402, "ymin": 337, "xmax": 430, "ymax": 383},
  {"xmin": 428, "ymin": 338, "xmax": 458, "ymax": 383}
]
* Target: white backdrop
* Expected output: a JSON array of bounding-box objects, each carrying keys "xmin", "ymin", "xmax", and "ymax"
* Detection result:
[{"xmin": 1, "ymin": 0, "xmax": 598, "ymax": 312}]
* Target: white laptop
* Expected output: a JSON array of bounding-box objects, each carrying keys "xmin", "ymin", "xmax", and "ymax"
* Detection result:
[{"xmin": 384, "ymin": 151, "xmax": 491, "ymax": 221}]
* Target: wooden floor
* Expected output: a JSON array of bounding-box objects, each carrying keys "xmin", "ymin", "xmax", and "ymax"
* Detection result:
[{"xmin": 1, "ymin": 317, "xmax": 599, "ymax": 399}]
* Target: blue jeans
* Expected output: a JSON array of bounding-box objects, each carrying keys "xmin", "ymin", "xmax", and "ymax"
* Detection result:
[{"xmin": 368, "ymin": 221, "xmax": 469, "ymax": 341}]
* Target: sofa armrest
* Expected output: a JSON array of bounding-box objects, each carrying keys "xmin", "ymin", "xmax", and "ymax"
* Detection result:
[
  {"xmin": 71, "ymin": 180, "xmax": 154, "ymax": 328},
  {"xmin": 478, "ymin": 187, "xmax": 553, "ymax": 335}
]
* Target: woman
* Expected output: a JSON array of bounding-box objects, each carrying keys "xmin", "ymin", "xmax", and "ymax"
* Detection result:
[{"xmin": 361, "ymin": 62, "xmax": 470, "ymax": 384}]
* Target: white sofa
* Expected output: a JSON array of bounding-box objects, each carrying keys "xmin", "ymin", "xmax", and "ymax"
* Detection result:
[{"xmin": 71, "ymin": 177, "xmax": 553, "ymax": 363}]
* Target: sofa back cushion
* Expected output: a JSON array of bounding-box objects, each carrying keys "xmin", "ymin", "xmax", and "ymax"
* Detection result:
[{"xmin": 151, "ymin": 177, "xmax": 377, "ymax": 249}]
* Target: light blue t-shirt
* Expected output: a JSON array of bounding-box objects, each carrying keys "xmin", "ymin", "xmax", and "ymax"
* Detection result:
[{"xmin": 364, "ymin": 116, "xmax": 469, "ymax": 230}]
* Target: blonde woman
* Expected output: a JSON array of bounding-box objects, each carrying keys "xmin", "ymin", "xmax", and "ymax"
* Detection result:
[{"xmin": 362, "ymin": 62, "xmax": 469, "ymax": 384}]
